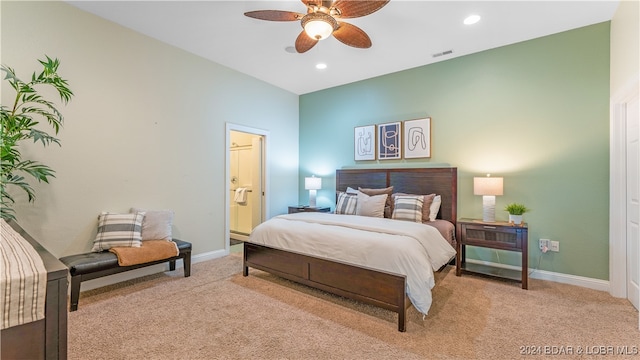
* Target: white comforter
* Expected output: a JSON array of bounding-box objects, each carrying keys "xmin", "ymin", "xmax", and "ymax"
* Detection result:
[{"xmin": 248, "ymin": 212, "xmax": 456, "ymax": 315}]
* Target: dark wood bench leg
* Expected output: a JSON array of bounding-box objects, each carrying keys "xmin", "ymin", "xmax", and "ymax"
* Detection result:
[
  {"xmin": 69, "ymin": 275, "xmax": 81, "ymax": 312},
  {"xmin": 169, "ymin": 259, "xmax": 176, "ymax": 271},
  {"xmin": 182, "ymin": 252, "xmax": 191, "ymax": 277}
]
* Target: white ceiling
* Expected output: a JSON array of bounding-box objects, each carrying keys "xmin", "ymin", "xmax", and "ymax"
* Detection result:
[{"xmin": 68, "ymin": 1, "xmax": 619, "ymax": 95}]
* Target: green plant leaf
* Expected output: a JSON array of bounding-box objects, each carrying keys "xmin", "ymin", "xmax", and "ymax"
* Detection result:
[
  {"xmin": 504, "ymin": 203, "xmax": 529, "ymax": 215},
  {"xmin": 1, "ymin": 55, "xmax": 72, "ymax": 220}
]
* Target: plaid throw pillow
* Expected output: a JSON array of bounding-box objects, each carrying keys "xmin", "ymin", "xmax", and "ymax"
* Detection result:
[
  {"xmin": 392, "ymin": 195, "xmax": 424, "ymax": 223},
  {"xmin": 92, "ymin": 212, "xmax": 145, "ymax": 252},
  {"xmin": 335, "ymin": 192, "xmax": 357, "ymax": 215}
]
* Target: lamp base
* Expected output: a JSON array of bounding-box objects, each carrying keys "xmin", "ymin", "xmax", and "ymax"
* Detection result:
[
  {"xmin": 482, "ymin": 195, "xmax": 496, "ymax": 222},
  {"xmin": 309, "ymin": 190, "xmax": 317, "ymax": 208}
]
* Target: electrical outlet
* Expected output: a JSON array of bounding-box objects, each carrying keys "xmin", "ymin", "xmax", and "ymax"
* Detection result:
[
  {"xmin": 539, "ymin": 238, "xmax": 550, "ymax": 251},
  {"xmin": 550, "ymin": 240, "xmax": 560, "ymax": 252}
]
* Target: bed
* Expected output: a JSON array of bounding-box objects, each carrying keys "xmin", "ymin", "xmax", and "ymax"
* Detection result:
[
  {"xmin": 243, "ymin": 167, "xmax": 457, "ymax": 331},
  {"xmin": 1, "ymin": 220, "xmax": 68, "ymax": 359}
]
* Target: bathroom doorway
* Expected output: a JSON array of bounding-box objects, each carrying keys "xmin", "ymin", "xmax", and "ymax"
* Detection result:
[{"xmin": 226, "ymin": 124, "xmax": 267, "ymax": 251}]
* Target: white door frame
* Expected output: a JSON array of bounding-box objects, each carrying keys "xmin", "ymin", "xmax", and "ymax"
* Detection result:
[
  {"xmin": 609, "ymin": 79, "xmax": 639, "ymax": 306},
  {"xmin": 225, "ymin": 123, "xmax": 269, "ymax": 253}
]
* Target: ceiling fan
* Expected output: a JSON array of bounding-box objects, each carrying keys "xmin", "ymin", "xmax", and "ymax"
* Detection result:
[{"xmin": 244, "ymin": 0, "xmax": 389, "ymax": 53}]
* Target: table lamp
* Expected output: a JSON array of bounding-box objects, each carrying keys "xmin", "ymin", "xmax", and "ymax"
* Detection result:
[
  {"xmin": 305, "ymin": 176, "xmax": 322, "ymax": 207},
  {"xmin": 473, "ymin": 174, "xmax": 503, "ymax": 222}
]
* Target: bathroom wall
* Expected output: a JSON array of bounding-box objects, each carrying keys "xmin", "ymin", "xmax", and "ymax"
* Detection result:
[{"xmin": 230, "ymin": 131, "xmax": 262, "ymax": 239}]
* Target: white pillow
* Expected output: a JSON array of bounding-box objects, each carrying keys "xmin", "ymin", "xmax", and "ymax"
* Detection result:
[
  {"xmin": 346, "ymin": 186, "xmax": 358, "ymax": 194},
  {"xmin": 392, "ymin": 195, "xmax": 424, "ymax": 223},
  {"xmin": 131, "ymin": 208, "xmax": 174, "ymax": 241},
  {"xmin": 429, "ymin": 195, "xmax": 442, "ymax": 221},
  {"xmin": 92, "ymin": 212, "xmax": 145, "ymax": 252},
  {"xmin": 355, "ymin": 191, "xmax": 387, "ymax": 218}
]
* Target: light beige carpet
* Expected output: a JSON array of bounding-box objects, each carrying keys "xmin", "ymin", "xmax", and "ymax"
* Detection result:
[{"xmin": 69, "ymin": 253, "xmax": 638, "ymax": 359}]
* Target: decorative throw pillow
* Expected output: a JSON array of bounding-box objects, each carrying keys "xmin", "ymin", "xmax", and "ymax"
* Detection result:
[
  {"xmin": 130, "ymin": 208, "xmax": 174, "ymax": 241},
  {"xmin": 393, "ymin": 193, "xmax": 436, "ymax": 222},
  {"xmin": 430, "ymin": 195, "xmax": 442, "ymax": 221},
  {"xmin": 92, "ymin": 212, "xmax": 145, "ymax": 252},
  {"xmin": 392, "ymin": 195, "xmax": 424, "ymax": 223},
  {"xmin": 335, "ymin": 192, "xmax": 357, "ymax": 215},
  {"xmin": 355, "ymin": 191, "xmax": 387, "ymax": 218},
  {"xmin": 358, "ymin": 186, "xmax": 394, "ymax": 218}
]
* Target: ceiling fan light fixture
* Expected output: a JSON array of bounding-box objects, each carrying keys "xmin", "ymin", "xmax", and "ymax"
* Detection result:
[{"xmin": 301, "ymin": 12, "xmax": 337, "ymax": 40}]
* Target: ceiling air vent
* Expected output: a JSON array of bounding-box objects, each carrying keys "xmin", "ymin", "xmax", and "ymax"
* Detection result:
[{"xmin": 432, "ymin": 49, "xmax": 454, "ymax": 58}]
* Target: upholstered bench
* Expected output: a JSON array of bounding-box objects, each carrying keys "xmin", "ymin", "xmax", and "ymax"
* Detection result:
[{"xmin": 59, "ymin": 239, "xmax": 191, "ymax": 311}]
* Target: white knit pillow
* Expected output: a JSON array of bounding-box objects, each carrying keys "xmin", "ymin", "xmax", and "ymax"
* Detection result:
[
  {"xmin": 92, "ymin": 212, "xmax": 145, "ymax": 252},
  {"xmin": 429, "ymin": 195, "xmax": 442, "ymax": 221}
]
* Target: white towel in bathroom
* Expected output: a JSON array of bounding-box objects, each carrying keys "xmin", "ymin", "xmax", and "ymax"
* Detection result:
[{"xmin": 234, "ymin": 188, "xmax": 247, "ymax": 204}]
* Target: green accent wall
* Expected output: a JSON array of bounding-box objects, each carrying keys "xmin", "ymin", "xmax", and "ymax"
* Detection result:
[{"xmin": 299, "ymin": 22, "xmax": 611, "ymax": 280}]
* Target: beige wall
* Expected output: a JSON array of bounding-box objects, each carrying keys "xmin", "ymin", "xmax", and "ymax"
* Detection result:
[
  {"xmin": 1, "ymin": 1, "xmax": 300, "ymax": 258},
  {"xmin": 610, "ymin": 0, "xmax": 640, "ymax": 95}
]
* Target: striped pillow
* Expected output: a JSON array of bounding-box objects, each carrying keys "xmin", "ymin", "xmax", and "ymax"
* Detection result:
[
  {"xmin": 392, "ymin": 195, "xmax": 424, "ymax": 223},
  {"xmin": 335, "ymin": 192, "xmax": 357, "ymax": 215},
  {"xmin": 92, "ymin": 212, "xmax": 145, "ymax": 252}
]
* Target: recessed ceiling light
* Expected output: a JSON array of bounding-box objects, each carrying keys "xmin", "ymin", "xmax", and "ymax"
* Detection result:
[
  {"xmin": 315, "ymin": 63, "xmax": 327, "ymax": 70},
  {"xmin": 464, "ymin": 14, "xmax": 481, "ymax": 25}
]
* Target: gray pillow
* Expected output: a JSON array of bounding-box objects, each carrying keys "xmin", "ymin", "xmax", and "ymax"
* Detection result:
[
  {"xmin": 334, "ymin": 192, "xmax": 357, "ymax": 215},
  {"xmin": 130, "ymin": 208, "xmax": 174, "ymax": 241},
  {"xmin": 392, "ymin": 195, "xmax": 424, "ymax": 223},
  {"xmin": 92, "ymin": 212, "xmax": 144, "ymax": 252}
]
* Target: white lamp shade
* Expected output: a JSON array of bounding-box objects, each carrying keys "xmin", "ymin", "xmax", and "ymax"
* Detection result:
[
  {"xmin": 305, "ymin": 176, "xmax": 322, "ymax": 190},
  {"xmin": 304, "ymin": 19, "xmax": 334, "ymax": 40},
  {"xmin": 473, "ymin": 176, "xmax": 503, "ymax": 196}
]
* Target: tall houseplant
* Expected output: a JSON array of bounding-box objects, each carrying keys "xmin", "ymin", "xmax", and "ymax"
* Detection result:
[{"xmin": 1, "ymin": 56, "xmax": 73, "ymax": 220}]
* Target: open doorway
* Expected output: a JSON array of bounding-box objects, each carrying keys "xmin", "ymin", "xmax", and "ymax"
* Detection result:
[
  {"xmin": 225, "ymin": 123, "xmax": 268, "ymax": 254},
  {"xmin": 610, "ymin": 80, "xmax": 639, "ymax": 330}
]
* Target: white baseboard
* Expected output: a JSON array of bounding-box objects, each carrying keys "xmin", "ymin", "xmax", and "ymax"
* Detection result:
[
  {"xmin": 466, "ymin": 259, "xmax": 610, "ymax": 292},
  {"xmin": 78, "ymin": 249, "xmax": 228, "ymax": 292},
  {"xmin": 79, "ymin": 251, "xmax": 609, "ymax": 294}
]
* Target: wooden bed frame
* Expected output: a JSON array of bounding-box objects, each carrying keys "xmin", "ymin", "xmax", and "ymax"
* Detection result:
[
  {"xmin": 1, "ymin": 220, "xmax": 68, "ymax": 359},
  {"xmin": 243, "ymin": 167, "xmax": 457, "ymax": 332}
]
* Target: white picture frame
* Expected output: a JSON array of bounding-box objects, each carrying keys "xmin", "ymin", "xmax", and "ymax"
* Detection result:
[
  {"xmin": 403, "ymin": 117, "xmax": 431, "ymax": 159},
  {"xmin": 354, "ymin": 125, "xmax": 376, "ymax": 161}
]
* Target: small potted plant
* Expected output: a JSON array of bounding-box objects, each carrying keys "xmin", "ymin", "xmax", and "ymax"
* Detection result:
[{"xmin": 504, "ymin": 203, "xmax": 529, "ymax": 225}]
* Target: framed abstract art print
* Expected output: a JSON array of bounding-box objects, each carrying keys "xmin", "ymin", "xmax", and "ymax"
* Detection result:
[
  {"xmin": 403, "ymin": 117, "xmax": 431, "ymax": 159},
  {"xmin": 377, "ymin": 122, "xmax": 401, "ymax": 160},
  {"xmin": 354, "ymin": 125, "xmax": 376, "ymax": 161}
]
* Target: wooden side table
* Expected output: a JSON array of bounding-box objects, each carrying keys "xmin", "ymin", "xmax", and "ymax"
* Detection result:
[
  {"xmin": 288, "ymin": 206, "xmax": 331, "ymax": 214},
  {"xmin": 456, "ymin": 218, "xmax": 528, "ymax": 289}
]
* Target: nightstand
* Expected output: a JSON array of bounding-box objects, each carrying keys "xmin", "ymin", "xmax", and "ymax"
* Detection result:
[
  {"xmin": 456, "ymin": 218, "xmax": 528, "ymax": 289},
  {"xmin": 288, "ymin": 206, "xmax": 331, "ymax": 214}
]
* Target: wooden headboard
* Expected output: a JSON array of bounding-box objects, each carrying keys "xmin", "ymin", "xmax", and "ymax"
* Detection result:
[{"xmin": 335, "ymin": 167, "xmax": 458, "ymax": 226}]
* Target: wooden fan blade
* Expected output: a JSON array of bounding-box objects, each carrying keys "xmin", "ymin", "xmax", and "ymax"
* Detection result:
[
  {"xmin": 332, "ymin": 0, "xmax": 389, "ymax": 18},
  {"xmin": 333, "ymin": 22, "xmax": 371, "ymax": 48},
  {"xmin": 295, "ymin": 31, "xmax": 318, "ymax": 53},
  {"xmin": 244, "ymin": 10, "xmax": 303, "ymax": 21}
]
